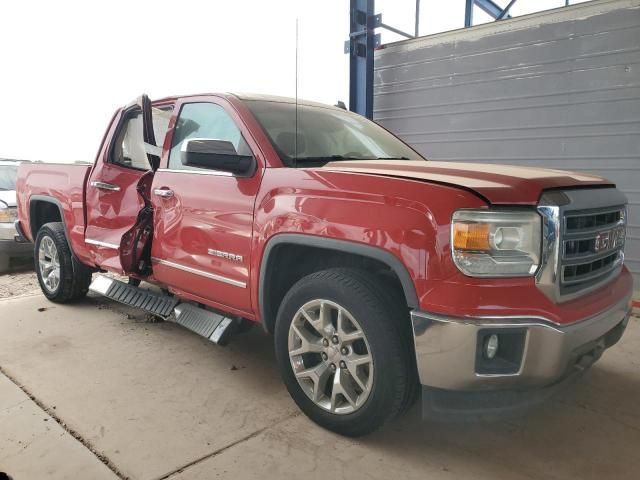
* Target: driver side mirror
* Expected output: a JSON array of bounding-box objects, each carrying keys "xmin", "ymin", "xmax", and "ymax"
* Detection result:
[{"xmin": 181, "ymin": 139, "xmax": 256, "ymax": 176}]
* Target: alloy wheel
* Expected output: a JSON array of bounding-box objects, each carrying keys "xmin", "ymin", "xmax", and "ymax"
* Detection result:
[
  {"xmin": 38, "ymin": 235, "xmax": 60, "ymax": 293},
  {"xmin": 288, "ymin": 299, "xmax": 374, "ymax": 414}
]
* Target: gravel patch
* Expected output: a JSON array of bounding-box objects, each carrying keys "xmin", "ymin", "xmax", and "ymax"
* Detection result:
[{"xmin": 0, "ymin": 267, "xmax": 39, "ymax": 299}]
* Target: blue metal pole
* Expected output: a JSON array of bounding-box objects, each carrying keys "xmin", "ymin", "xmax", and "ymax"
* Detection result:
[
  {"xmin": 348, "ymin": 0, "xmax": 378, "ymax": 118},
  {"xmin": 465, "ymin": 0, "xmax": 474, "ymax": 27}
]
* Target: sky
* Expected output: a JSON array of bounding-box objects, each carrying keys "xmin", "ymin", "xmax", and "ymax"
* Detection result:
[{"xmin": 0, "ymin": 0, "xmax": 589, "ymax": 163}]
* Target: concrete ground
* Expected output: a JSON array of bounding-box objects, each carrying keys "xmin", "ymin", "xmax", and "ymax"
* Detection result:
[{"xmin": 1, "ymin": 271, "xmax": 639, "ymax": 480}]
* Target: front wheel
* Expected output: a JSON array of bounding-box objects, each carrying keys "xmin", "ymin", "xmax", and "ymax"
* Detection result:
[
  {"xmin": 35, "ymin": 222, "xmax": 92, "ymax": 303},
  {"xmin": 275, "ymin": 268, "xmax": 414, "ymax": 436}
]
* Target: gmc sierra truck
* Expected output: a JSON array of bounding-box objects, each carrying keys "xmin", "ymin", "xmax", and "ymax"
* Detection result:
[{"xmin": 15, "ymin": 93, "xmax": 632, "ymax": 436}]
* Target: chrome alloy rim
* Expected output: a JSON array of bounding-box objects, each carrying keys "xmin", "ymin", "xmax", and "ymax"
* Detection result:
[
  {"xmin": 38, "ymin": 236, "xmax": 60, "ymax": 293},
  {"xmin": 288, "ymin": 299, "xmax": 374, "ymax": 414}
]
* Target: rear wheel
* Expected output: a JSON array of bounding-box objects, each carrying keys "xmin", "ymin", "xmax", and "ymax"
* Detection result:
[
  {"xmin": 275, "ymin": 268, "xmax": 414, "ymax": 436},
  {"xmin": 35, "ymin": 222, "xmax": 92, "ymax": 302}
]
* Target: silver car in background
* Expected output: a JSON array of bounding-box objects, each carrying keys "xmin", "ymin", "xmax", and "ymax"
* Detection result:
[{"xmin": 0, "ymin": 160, "xmax": 32, "ymax": 272}]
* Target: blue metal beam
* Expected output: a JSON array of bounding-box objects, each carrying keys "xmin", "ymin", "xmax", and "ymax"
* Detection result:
[
  {"xmin": 466, "ymin": 0, "xmax": 513, "ymax": 27},
  {"xmin": 346, "ymin": 0, "xmax": 379, "ymax": 118},
  {"xmin": 496, "ymin": 0, "xmax": 518, "ymax": 20},
  {"xmin": 474, "ymin": 0, "xmax": 512, "ymax": 20},
  {"xmin": 465, "ymin": 0, "xmax": 474, "ymax": 27}
]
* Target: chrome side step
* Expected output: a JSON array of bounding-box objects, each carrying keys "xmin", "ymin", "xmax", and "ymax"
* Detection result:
[
  {"xmin": 172, "ymin": 303, "xmax": 235, "ymax": 345},
  {"xmin": 89, "ymin": 275, "xmax": 237, "ymax": 344},
  {"xmin": 89, "ymin": 275, "xmax": 178, "ymax": 318}
]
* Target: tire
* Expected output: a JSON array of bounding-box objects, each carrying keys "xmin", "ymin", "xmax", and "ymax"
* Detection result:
[
  {"xmin": 35, "ymin": 222, "xmax": 92, "ymax": 303},
  {"xmin": 274, "ymin": 268, "xmax": 414, "ymax": 437},
  {"xmin": 128, "ymin": 277, "xmax": 141, "ymax": 287},
  {"xmin": 377, "ymin": 273, "xmax": 420, "ymax": 415}
]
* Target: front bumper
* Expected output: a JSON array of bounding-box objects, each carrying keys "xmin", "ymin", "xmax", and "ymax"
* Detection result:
[{"xmin": 411, "ymin": 292, "xmax": 632, "ymax": 391}]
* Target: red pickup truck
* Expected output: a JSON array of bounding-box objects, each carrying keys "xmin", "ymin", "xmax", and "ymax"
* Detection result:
[{"xmin": 16, "ymin": 93, "xmax": 633, "ymax": 436}]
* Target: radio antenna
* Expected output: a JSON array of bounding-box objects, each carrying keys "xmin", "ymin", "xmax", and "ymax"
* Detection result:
[{"xmin": 295, "ymin": 17, "xmax": 299, "ymax": 166}]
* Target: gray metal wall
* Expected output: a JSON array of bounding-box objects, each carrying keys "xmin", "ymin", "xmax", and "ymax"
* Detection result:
[{"xmin": 374, "ymin": 0, "xmax": 640, "ymax": 288}]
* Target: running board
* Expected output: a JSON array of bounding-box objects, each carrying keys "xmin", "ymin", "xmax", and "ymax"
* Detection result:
[
  {"xmin": 89, "ymin": 275, "xmax": 237, "ymax": 344},
  {"xmin": 172, "ymin": 303, "xmax": 235, "ymax": 345},
  {"xmin": 89, "ymin": 275, "xmax": 178, "ymax": 318}
]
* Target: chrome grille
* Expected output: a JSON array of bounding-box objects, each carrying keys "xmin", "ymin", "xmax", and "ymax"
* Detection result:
[
  {"xmin": 560, "ymin": 206, "xmax": 626, "ymax": 295},
  {"xmin": 565, "ymin": 209, "xmax": 622, "ymax": 232},
  {"xmin": 536, "ymin": 188, "xmax": 628, "ymax": 303}
]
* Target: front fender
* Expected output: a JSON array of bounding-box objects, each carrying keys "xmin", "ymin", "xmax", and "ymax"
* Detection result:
[{"xmin": 251, "ymin": 168, "xmax": 487, "ymax": 320}]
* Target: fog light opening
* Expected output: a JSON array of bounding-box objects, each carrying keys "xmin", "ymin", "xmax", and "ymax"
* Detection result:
[
  {"xmin": 485, "ymin": 334, "xmax": 499, "ymax": 359},
  {"xmin": 476, "ymin": 328, "xmax": 526, "ymax": 375}
]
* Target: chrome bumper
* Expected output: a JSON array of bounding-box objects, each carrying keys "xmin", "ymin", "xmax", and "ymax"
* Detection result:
[{"xmin": 411, "ymin": 293, "xmax": 632, "ymax": 391}]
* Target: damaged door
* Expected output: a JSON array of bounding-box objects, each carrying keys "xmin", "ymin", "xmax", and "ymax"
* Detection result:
[{"xmin": 84, "ymin": 95, "xmax": 172, "ymax": 273}]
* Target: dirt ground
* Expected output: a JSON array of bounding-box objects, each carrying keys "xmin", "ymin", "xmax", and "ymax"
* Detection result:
[
  {"xmin": 0, "ymin": 265, "xmax": 129, "ymax": 300},
  {"xmin": 1, "ymin": 269, "xmax": 639, "ymax": 480},
  {"xmin": 0, "ymin": 262, "xmax": 40, "ymax": 298}
]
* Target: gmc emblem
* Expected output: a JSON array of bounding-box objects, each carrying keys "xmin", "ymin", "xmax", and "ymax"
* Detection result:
[{"xmin": 594, "ymin": 226, "xmax": 625, "ymax": 253}]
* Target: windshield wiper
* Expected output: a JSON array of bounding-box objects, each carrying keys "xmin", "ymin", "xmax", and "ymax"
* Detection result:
[
  {"xmin": 293, "ymin": 155, "xmax": 349, "ymax": 163},
  {"xmin": 294, "ymin": 155, "xmax": 411, "ymax": 163},
  {"xmin": 292, "ymin": 155, "xmax": 412, "ymax": 164}
]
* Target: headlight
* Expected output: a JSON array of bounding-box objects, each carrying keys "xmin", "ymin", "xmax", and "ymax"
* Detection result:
[
  {"xmin": 0, "ymin": 206, "xmax": 18, "ymax": 224},
  {"xmin": 451, "ymin": 209, "xmax": 541, "ymax": 277}
]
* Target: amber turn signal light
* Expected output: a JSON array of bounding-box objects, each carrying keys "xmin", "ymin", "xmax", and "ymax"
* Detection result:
[{"xmin": 452, "ymin": 223, "xmax": 491, "ymax": 251}]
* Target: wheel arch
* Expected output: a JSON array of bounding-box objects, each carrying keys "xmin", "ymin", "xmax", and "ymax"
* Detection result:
[
  {"xmin": 258, "ymin": 234, "xmax": 419, "ymax": 333},
  {"xmin": 29, "ymin": 195, "xmax": 70, "ymax": 247}
]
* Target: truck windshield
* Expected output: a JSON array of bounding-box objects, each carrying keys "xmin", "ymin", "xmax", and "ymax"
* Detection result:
[
  {"xmin": 0, "ymin": 165, "xmax": 18, "ymax": 191},
  {"xmin": 245, "ymin": 100, "xmax": 425, "ymax": 167}
]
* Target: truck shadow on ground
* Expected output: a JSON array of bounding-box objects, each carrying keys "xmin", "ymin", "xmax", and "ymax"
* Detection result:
[
  {"xmin": 360, "ymin": 363, "xmax": 640, "ymax": 477},
  {"xmin": 95, "ymin": 291, "xmax": 640, "ymax": 437},
  {"xmin": 71, "ymin": 294, "xmax": 639, "ymax": 478}
]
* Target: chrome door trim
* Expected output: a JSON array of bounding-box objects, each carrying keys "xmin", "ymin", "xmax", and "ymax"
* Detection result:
[
  {"xmin": 85, "ymin": 238, "xmax": 120, "ymax": 249},
  {"xmin": 90, "ymin": 181, "xmax": 121, "ymax": 192},
  {"xmin": 156, "ymin": 168, "xmax": 233, "ymax": 177},
  {"xmin": 151, "ymin": 257, "xmax": 246, "ymax": 288}
]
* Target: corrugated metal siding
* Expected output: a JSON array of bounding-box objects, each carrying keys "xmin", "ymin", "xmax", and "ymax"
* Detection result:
[{"xmin": 374, "ymin": 0, "xmax": 640, "ymax": 287}]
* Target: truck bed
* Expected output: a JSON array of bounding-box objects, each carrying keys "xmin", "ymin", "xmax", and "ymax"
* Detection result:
[{"xmin": 16, "ymin": 162, "xmax": 92, "ymax": 260}]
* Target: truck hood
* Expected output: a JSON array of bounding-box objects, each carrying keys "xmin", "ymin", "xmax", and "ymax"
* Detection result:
[
  {"xmin": 322, "ymin": 160, "xmax": 613, "ymax": 204},
  {"xmin": 0, "ymin": 190, "xmax": 16, "ymax": 208}
]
